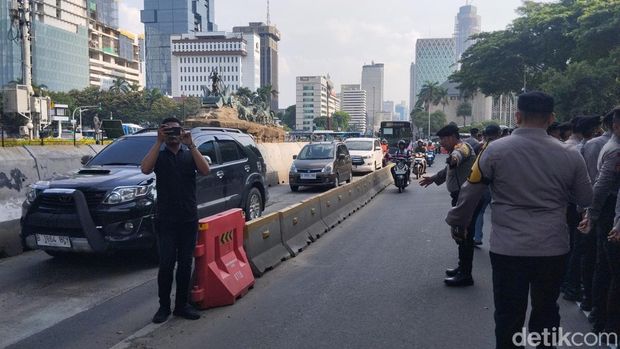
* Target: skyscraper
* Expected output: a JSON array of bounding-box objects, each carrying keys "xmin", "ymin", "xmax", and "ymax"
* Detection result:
[
  {"xmin": 383, "ymin": 101, "xmax": 395, "ymax": 121},
  {"xmin": 395, "ymin": 101, "xmax": 408, "ymax": 122},
  {"xmin": 87, "ymin": 0, "xmax": 119, "ymax": 29},
  {"xmin": 409, "ymin": 62, "xmax": 416, "ymax": 111},
  {"xmin": 141, "ymin": 0, "xmax": 215, "ymax": 94},
  {"xmin": 295, "ymin": 76, "xmax": 339, "ymax": 131},
  {"xmin": 1, "ymin": 0, "xmax": 91, "ymax": 92},
  {"xmin": 233, "ymin": 22, "xmax": 281, "ymax": 111},
  {"xmin": 413, "ymin": 38, "xmax": 456, "ymax": 105},
  {"xmin": 454, "ymin": 4, "xmax": 481, "ymax": 61},
  {"xmin": 340, "ymin": 84, "xmax": 367, "ymax": 133},
  {"xmin": 361, "ymin": 62, "xmax": 384, "ymax": 133}
]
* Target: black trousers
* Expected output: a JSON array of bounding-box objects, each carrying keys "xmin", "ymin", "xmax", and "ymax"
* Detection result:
[
  {"xmin": 490, "ymin": 252, "xmax": 567, "ymax": 349},
  {"xmin": 564, "ymin": 203, "xmax": 583, "ymax": 292},
  {"xmin": 450, "ymin": 191, "xmax": 481, "ymax": 276},
  {"xmin": 156, "ymin": 219, "xmax": 198, "ymax": 309},
  {"xmin": 592, "ymin": 196, "xmax": 619, "ymax": 333}
]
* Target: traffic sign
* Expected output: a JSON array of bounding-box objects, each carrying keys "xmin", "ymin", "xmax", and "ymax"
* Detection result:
[{"xmin": 52, "ymin": 116, "xmax": 69, "ymax": 121}]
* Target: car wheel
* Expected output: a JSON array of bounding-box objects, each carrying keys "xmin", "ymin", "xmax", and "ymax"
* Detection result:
[
  {"xmin": 290, "ymin": 185, "xmax": 299, "ymax": 192},
  {"xmin": 244, "ymin": 187, "xmax": 263, "ymax": 221},
  {"xmin": 332, "ymin": 175, "xmax": 339, "ymax": 188}
]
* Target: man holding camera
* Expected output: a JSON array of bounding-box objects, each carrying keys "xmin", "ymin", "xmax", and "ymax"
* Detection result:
[{"xmin": 141, "ymin": 117, "xmax": 210, "ymax": 323}]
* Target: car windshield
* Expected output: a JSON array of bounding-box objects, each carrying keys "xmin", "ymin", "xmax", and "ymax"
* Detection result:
[
  {"xmin": 298, "ymin": 144, "xmax": 334, "ymax": 160},
  {"xmin": 88, "ymin": 136, "xmax": 155, "ymax": 166},
  {"xmin": 345, "ymin": 141, "xmax": 373, "ymax": 151}
]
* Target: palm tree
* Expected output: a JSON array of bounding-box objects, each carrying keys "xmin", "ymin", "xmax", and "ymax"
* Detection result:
[
  {"xmin": 457, "ymin": 102, "xmax": 473, "ymax": 127},
  {"xmin": 435, "ymin": 87, "xmax": 449, "ymax": 112},
  {"xmin": 109, "ymin": 78, "xmax": 131, "ymax": 94},
  {"xmin": 416, "ymin": 81, "xmax": 443, "ymax": 137}
]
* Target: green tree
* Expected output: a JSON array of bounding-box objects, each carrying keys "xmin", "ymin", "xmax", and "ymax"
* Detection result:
[
  {"xmin": 332, "ymin": 111, "xmax": 350, "ymax": 131},
  {"xmin": 416, "ymin": 81, "xmax": 442, "ymax": 111},
  {"xmin": 457, "ymin": 102, "xmax": 473, "ymax": 127},
  {"xmin": 411, "ymin": 109, "xmax": 446, "ymax": 136},
  {"xmin": 109, "ymin": 78, "xmax": 131, "ymax": 94},
  {"xmin": 313, "ymin": 116, "xmax": 327, "ymax": 130},
  {"xmin": 279, "ymin": 104, "xmax": 296, "ymax": 130}
]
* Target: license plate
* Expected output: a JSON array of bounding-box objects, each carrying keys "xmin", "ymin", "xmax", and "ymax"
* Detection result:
[
  {"xmin": 300, "ymin": 173, "xmax": 316, "ymax": 180},
  {"xmin": 36, "ymin": 234, "xmax": 71, "ymax": 248},
  {"xmin": 395, "ymin": 169, "xmax": 407, "ymax": 175}
]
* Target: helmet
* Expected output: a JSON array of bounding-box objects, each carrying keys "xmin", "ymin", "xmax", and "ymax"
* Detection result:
[
  {"xmin": 398, "ymin": 139, "xmax": 407, "ymax": 148},
  {"xmin": 381, "ymin": 139, "xmax": 387, "ymax": 144}
]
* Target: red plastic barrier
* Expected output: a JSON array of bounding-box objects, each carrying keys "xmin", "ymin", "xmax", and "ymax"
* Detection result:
[{"xmin": 191, "ymin": 209, "xmax": 255, "ymax": 309}]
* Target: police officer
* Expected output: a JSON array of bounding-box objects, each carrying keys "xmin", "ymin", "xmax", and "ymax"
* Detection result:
[
  {"xmin": 473, "ymin": 124, "xmax": 502, "ymax": 246},
  {"xmin": 578, "ymin": 112, "xmax": 614, "ymax": 314},
  {"xmin": 420, "ymin": 124, "xmax": 477, "ymax": 286},
  {"xmin": 446, "ymin": 92, "xmax": 592, "ymax": 348},
  {"xmin": 580, "ymin": 107, "xmax": 620, "ymax": 337}
]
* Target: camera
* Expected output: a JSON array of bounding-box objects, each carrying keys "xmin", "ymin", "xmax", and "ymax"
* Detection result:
[{"xmin": 163, "ymin": 126, "xmax": 182, "ymax": 136}]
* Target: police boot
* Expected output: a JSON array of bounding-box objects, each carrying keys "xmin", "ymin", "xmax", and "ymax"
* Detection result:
[
  {"xmin": 445, "ymin": 266, "xmax": 460, "ymax": 277},
  {"xmin": 444, "ymin": 272, "xmax": 474, "ymax": 287}
]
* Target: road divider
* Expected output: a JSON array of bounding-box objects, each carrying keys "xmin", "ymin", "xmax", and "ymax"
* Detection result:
[
  {"xmin": 192, "ymin": 209, "xmax": 254, "ymax": 309},
  {"xmin": 278, "ymin": 196, "xmax": 326, "ymax": 256},
  {"xmin": 244, "ymin": 211, "xmax": 291, "ymax": 277}
]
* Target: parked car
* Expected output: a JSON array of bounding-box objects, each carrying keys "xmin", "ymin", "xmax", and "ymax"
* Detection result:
[
  {"xmin": 20, "ymin": 127, "xmax": 268, "ymax": 258},
  {"xmin": 344, "ymin": 137, "xmax": 383, "ymax": 173},
  {"xmin": 289, "ymin": 141, "xmax": 353, "ymax": 191}
]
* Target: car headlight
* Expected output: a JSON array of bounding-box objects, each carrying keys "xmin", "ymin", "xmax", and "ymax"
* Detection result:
[
  {"xmin": 322, "ymin": 164, "xmax": 333, "ymax": 173},
  {"xmin": 104, "ymin": 184, "xmax": 154, "ymax": 205},
  {"xmin": 26, "ymin": 181, "xmax": 50, "ymax": 203},
  {"xmin": 290, "ymin": 164, "xmax": 297, "ymax": 173}
]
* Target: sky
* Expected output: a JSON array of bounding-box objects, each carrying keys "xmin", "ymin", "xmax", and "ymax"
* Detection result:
[{"xmin": 120, "ymin": 0, "xmax": 535, "ymax": 109}]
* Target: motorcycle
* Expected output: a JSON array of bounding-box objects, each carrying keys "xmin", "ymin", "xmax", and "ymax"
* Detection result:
[
  {"xmin": 426, "ymin": 150, "xmax": 435, "ymax": 167},
  {"xmin": 393, "ymin": 158, "xmax": 409, "ymax": 193},
  {"xmin": 413, "ymin": 153, "xmax": 426, "ymax": 179}
]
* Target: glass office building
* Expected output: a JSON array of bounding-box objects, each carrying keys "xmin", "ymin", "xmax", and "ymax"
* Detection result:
[
  {"xmin": 141, "ymin": 0, "xmax": 216, "ymax": 94},
  {"xmin": 0, "ymin": 1, "xmax": 21, "ymax": 87},
  {"xmin": 88, "ymin": 0, "xmax": 119, "ymax": 29}
]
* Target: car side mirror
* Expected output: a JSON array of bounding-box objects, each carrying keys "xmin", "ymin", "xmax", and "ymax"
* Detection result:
[
  {"xmin": 338, "ymin": 154, "xmax": 346, "ymax": 160},
  {"xmin": 293, "ymin": 155, "xmax": 297, "ymax": 160},
  {"xmin": 375, "ymin": 147, "xmax": 381, "ymax": 151},
  {"xmin": 81, "ymin": 155, "xmax": 93, "ymax": 165},
  {"xmin": 204, "ymin": 156, "xmax": 212, "ymax": 165}
]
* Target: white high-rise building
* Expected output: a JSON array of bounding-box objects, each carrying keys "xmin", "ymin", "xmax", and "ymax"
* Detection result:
[
  {"xmin": 170, "ymin": 31, "xmax": 260, "ymax": 97},
  {"xmin": 413, "ymin": 38, "xmax": 456, "ymax": 105},
  {"xmin": 295, "ymin": 76, "xmax": 340, "ymax": 131},
  {"xmin": 361, "ymin": 62, "xmax": 384, "ymax": 133},
  {"xmin": 340, "ymin": 84, "xmax": 367, "ymax": 133},
  {"xmin": 454, "ymin": 4, "xmax": 481, "ymax": 61}
]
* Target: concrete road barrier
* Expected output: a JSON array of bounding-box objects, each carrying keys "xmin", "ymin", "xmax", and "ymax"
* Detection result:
[
  {"xmin": 278, "ymin": 196, "xmax": 327, "ymax": 256},
  {"xmin": 319, "ymin": 185, "xmax": 354, "ymax": 230},
  {"xmin": 24, "ymin": 146, "xmax": 95, "ymax": 181},
  {"xmin": 244, "ymin": 211, "xmax": 292, "ymax": 277}
]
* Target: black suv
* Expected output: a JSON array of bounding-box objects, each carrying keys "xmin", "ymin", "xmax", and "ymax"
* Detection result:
[{"xmin": 20, "ymin": 127, "xmax": 268, "ymax": 257}]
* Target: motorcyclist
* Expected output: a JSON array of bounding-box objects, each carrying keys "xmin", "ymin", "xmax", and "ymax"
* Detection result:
[
  {"xmin": 380, "ymin": 139, "xmax": 390, "ymax": 166},
  {"xmin": 414, "ymin": 140, "xmax": 427, "ymax": 153},
  {"xmin": 390, "ymin": 139, "xmax": 412, "ymax": 184}
]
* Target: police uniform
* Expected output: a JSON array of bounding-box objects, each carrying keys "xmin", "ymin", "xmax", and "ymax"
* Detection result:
[
  {"xmin": 429, "ymin": 133, "xmax": 477, "ymax": 285},
  {"xmin": 446, "ymin": 92, "xmax": 593, "ymax": 349}
]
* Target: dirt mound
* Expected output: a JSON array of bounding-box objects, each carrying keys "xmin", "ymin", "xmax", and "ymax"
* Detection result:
[{"xmin": 185, "ymin": 106, "xmax": 285, "ymax": 143}]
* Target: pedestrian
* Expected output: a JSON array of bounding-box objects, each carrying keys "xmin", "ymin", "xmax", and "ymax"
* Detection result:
[
  {"xmin": 419, "ymin": 124, "xmax": 477, "ymax": 287},
  {"xmin": 472, "ymin": 124, "xmax": 502, "ymax": 246},
  {"xmin": 578, "ymin": 112, "xmax": 614, "ymax": 314},
  {"xmin": 465, "ymin": 128, "xmax": 480, "ymax": 154},
  {"xmin": 562, "ymin": 115, "xmax": 601, "ymax": 303},
  {"xmin": 141, "ymin": 117, "xmax": 211, "ymax": 324},
  {"xmin": 445, "ymin": 92, "xmax": 592, "ymax": 349},
  {"xmin": 579, "ymin": 107, "xmax": 620, "ymax": 338},
  {"xmin": 547, "ymin": 122, "xmax": 561, "ymax": 140}
]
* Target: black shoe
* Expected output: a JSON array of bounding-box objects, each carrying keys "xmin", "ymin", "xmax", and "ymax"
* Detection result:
[
  {"xmin": 445, "ymin": 267, "xmax": 460, "ymax": 277},
  {"xmin": 444, "ymin": 273, "xmax": 474, "ymax": 287},
  {"xmin": 152, "ymin": 306, "xmax": 171, "ymax": 324},
  {"xmin": 173, "ymin": 304, "xmax": 201, "ymax": 320},
  {"xmin": 580, "ymin": 297, "xmax": 592, "ymax": 312}
]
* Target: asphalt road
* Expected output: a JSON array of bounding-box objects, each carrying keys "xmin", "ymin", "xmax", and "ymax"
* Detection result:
[{"xmin": 2, "ymin": 161, "xmax": 599, "ymax": 349}]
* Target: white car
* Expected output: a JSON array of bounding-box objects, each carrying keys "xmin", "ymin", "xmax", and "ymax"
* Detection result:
[{"xmin": 344, "ymin": 138, "xmax": 384, "ymax": 173}]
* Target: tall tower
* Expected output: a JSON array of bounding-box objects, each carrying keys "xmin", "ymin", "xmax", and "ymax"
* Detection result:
[
  {"xmin": 413, "ymin": 38, "xmax": 456, "ymax": 104},
  {"xmin": 141, "ymin": 0, "xmax": 215, "ymax": 94},
  {"xmin": 233, "ymin": 22, "xmax": 281, "ymax": 110},
  {"xmin": 454, "ymin": 4, "xmax": 481, "ymax": 61},
  {"xmin": 361, "ymin": 62, "xmax": 384, "ymax": 134}
]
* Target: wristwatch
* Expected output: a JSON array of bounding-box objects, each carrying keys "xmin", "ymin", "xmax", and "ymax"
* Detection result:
[{"xmin": 187, "ymin": 144, "xmax": 196, "ymax": 150}]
